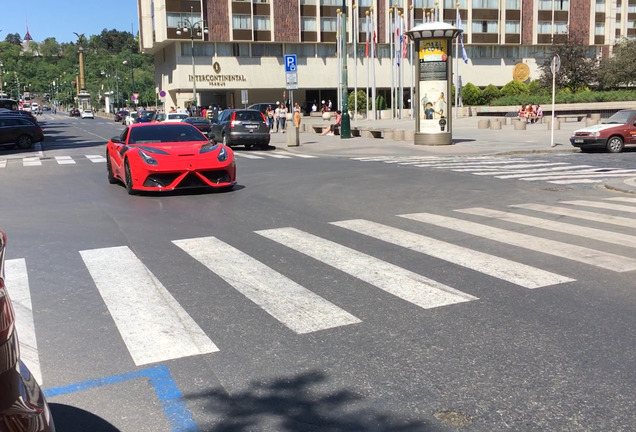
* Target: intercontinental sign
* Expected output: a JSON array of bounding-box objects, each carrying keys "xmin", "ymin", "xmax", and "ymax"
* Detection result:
[{"xmin": 188, "ymin": 74, "xmax": 247, "ymax": 87}]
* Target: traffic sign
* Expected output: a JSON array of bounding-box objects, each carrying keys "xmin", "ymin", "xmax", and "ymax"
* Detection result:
[
  {"xmin": 284, "ymin": 55, "xmax": 297, "ymax": 72},
  {"xmin": 551, "ymin": 55, "xmax": 560, "ymax": 75},
  {"xmin": 241, "ymin": 90, "xmax": 248, "ymax": 105}
]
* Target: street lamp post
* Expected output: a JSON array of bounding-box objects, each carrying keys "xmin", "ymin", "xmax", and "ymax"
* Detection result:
[
  {"xmin": 176, "ymin": 6, "xmax": 208, "ymax": 114},
  {"xmin": 122, "ymin": 59, "xmax": 135, "ymax": 106}
]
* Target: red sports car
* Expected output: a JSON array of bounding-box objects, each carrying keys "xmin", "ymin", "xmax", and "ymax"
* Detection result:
[{"xmin": 106, "ymin": 123, "xmax": 236, "ymax": 194}]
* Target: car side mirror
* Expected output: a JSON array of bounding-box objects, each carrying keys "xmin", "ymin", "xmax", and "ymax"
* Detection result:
[{"xmin": 110, "ymin": 137, "xmax": 121, "ymax": 143}]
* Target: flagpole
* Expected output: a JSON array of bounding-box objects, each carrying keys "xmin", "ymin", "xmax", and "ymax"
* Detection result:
[
  {"xmin": 390, "ymin": 8, "xmax": 394, "ymax": 119},
  {"xmin": 371, "ymin": 7, "xmax": 376, "ymax": 121},
  {"xmin": 399, "ymin": 12, "xmax": 404, "ymax": 120},
  {"xmin": 353, "ymin": 4, "xmax": 358, "ymax": 122},
  {"xmin": 409, "ymin": 4, "xmax": 414, "ymax": 119},
  {"xmin": 336, "ymin": 11, "xmax": 342, "ymax": 112},
  {"xmin": 455, "ymin": 7, "xmax": 460, "ymax": 120},
  {"xmin": 365, "ymin": 11, "xmax": 370, "ymax": 120}
]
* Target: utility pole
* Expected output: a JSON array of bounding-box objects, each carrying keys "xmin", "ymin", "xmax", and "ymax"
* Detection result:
[{"xmin": 340, "ymin": 0, "xmax": 351, "ymax": 138}]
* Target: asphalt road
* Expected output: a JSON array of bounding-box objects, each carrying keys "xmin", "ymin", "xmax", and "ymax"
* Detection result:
[{"xmin": 1, "ymin": 113, "xmax": 635, "ymax": 431}]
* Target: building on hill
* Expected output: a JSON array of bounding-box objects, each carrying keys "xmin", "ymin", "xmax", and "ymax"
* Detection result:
[{"xmin": 136, "ymin": 0, "xmax": 634, "ymax": 113}]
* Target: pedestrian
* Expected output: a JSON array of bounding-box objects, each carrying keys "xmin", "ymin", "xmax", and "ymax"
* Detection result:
[
  {"xmin": 293, "ymin": 102, "xmax": 302, "ymax": 128},
  {"xmin": 278, "ymin": 103, "xmax": 287, "ymax": 132},
  {"xmin": 320, "ymin": 110, "xmax": 341, "ymax": 135},
  {"xmin": 201, "ymin": 106, "xmax": 207, "ymax": 119},
  {"xmin": 273, "ymin": 102, "xmax": 281, "ymax": 132},
  {"xmin": 265, "ymin": 105, "xmax": 274, "ymax": 130}
]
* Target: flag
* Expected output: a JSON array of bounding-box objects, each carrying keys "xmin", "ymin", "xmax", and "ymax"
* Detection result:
[{"xmin": 456, "ymin": 9, "xmax": 469, "ymax": 64}]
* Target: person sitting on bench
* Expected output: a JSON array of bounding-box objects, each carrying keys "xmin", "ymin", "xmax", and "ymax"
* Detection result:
[{"xmin": 320, "ymin": 110, "xmax": 342, "ymax": 135}]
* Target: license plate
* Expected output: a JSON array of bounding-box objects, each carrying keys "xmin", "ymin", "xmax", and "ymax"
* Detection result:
[
  {"xmin": 245, "ymin": 124, "xmax": 258, "ymax": 130},
  {"xmin": 574, "ymin": 139, "xmax": 584, "ymax": 143}
]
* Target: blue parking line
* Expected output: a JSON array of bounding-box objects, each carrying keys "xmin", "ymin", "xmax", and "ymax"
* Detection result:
[{"xmin": 43, "ymin": 365, "xmax": 197, "ymax": 432}]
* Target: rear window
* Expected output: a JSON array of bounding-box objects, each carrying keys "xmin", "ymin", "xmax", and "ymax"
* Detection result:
[
  {"xmin": 235, "ymin": 111, "xmax": 263, "ymax": 122},
  {"xmin": 128, "ymin": 125, "xmax": 206, "ymax": 144}
]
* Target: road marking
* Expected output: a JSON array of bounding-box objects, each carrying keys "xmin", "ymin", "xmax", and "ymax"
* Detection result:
[
  {"xmin": 256, "ymin": 227, "xmax": 477, "ymax": 309},
  {"xmin": 80, "ymin": 246, "xmax": 219, "ymax": 365},
  {"xmin": 4, "ymin": 259, "xmax": 43, "ymax": 384},
  {"xmin": 562, "ymin": 199, "xmax": 636, "ymax": 214},
  {"xmin": 448, "ymin": 162, "xmax": 570, "ymax": 172},
  {"xmin": 288, "ymin": 153, "xmax": 318, "ymax": 158},
  {"xmin": 456, "ymin": 207, "xmax": 636, "ymax": 249},
  {"xmin": 477, "ymin": 165, "xmax": 593, "ymax": 177},
  {"xmin": 261, "ymin": 152, "xmax": 292, "ymax": 159},
  {"xmin": 173, "ymin": 236, "xmax": 360, "ymax": 334},
  {"xmin": 23, "ymin": 156, "xmax": 42, "ymax": 166},
  {"xmin": 520, "ymin": 171, "xmax": 636, "ymax": 181},
  {"xmin": 400, "ymin": 212, "xmax": 636, "ymax": 272},
  {"xmin": 85, "ymin": 154, "xmax": 106, "ymax": 163},
  {"xmin": 0, "ymin": 159, "xmax": 6, "ymax": 168},
  {"xmin": 606, "ymin": 197, "xmax": 636, "ymax": 204},
  {"xmin": 234, "ymin": 153, "xmax": 264, "ymax": 159},
  {"xmin": 331, "ymin": 219, "xmax": 573, "ymax": 288},
  {"xmin": 511, "ymin": 203, "xmax": 636, "ymax": 229},
  {"xmin": 55, "ymin": 156, "xmax": 76, "ymax": 165}
]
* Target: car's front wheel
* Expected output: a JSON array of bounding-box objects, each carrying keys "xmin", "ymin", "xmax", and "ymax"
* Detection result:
[
  {"xmin": 106, "ymin": 151, "xmax": 118, "ymax": 184},
  {"xmin": 606, "ymin": 136, "xmax": 624, "ymax": 153},
  {"xmin": 222, "ymin": 133, "xmax": 231, "ymax": 147},
  {"xmin": 16, "ymin": 134, "xmax": 33, "ymax": 149},
  {"xmin": 124, "ymin": 159, "xmax": 138, "ymax": 195}
]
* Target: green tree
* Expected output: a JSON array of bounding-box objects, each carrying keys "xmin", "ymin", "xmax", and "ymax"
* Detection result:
[
  {"xmin": 500, "ymin": 80, "xmax": 529, "ymax": 97},
  {"xmin": 347, "ymin": 90, "xmax": 368, "ymax": 114},
  {"xmin": 597, "ymin": 38, "xmax": 636, "ymax": 89},
  {"xmin": 4, "ymin": 33, "xmax": 22, "ymax": 45},
  {"xmin": 538, "ymin": 30, "xmax": 597, "ymax": 92},
  {"xmin": 481, "ymin": 84, "xmax": 500, "ymax": 105},
  {"xmin": 461, "ymin": 82, "xmax": 482, "ymax": 105}
]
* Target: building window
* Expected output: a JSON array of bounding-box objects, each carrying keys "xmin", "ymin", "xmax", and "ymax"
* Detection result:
[
  {"xmin": 251, "ymin": 43, "xmax": 283, "ymax": 57},
  {"xmin": 472, "ymin": 20, "xmax": 498, "ymax": 33},
  {"xmin": 539, "ymin": 0, "xmax": 569, "ymax": 10},
  {"xmin": 167, "ymin": 12, "xmax": 200, "ymax": 28},
  {"xmin": 321, "ymin": 17, "xmax": 338, "ymax": 32},
  {"xmin": 254, "ymin": 15, "xmax": 271, "ymax": 30},
  {"xmin": 320, "ymin": 0, "xmax": 340, "ymax": 5},
  {"xmin": 473, "ymin": 0, "xmax": 499, "ymax": 9},
  {"xmin": 302, "ymin": 17, "xmax": 317, "ymax": 32},
  {"xmin": 595, "ymin": 0, "xmax": 606, "ymax": 12},
  {"xmin": 505, "ymin": 0, "xmax": 521, "ymax": 9},
  {"xmin": 595, "ymin": 23, "xmax": 605, "ymax": 35},
  {"xmin": 358, "ymin": 0, "xmax": 372, "ymax": 6},
  {"xmin": 181, "ymin": 42, "xmax": 215, "ymax": 57},
  {"xmin": 300, "ymin": 0, "xmax": 317, "ymax": 4},
  {"xmin": 317, "ymin": 44, "xmax": 336, "ymax": 57},
  {"xmin": 493, "ymin": 46, "xmax": 521, "ymax": 58},
  {"xmin": 232, "ymin": 14, "xmax": 252, "ymax": 30},
  {"xmin": 629, "ymin": 2, "xmax": 636, "ymax": 13},
  {"xmin": 538, "ymin": 20, "xmax": 568, "ymax": 33},
  {"xmin": 285, "ymin": 44, "xmax": 316, "ymax": 57},
  {"xmin": 505, "ymin": 20, "xmax": 520, "ymax": 33},
  {"xmin": 253, "ymin": 0, "xmax": 269, "ymax": 3}
]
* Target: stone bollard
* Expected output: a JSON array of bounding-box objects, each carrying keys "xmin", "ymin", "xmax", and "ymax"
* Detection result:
[
  {"xmin": 590, "ymin": 113, "xmax": 601, "ymax": 121},
  {"xmin": 513, "ymin": 120, "xmax": 527, "ymax": 130},
  {"xmin": 405, "ymin": 129, "xmax": 415, "ymax": 141},
  {"xmin": 361, "ymin": 129, "xmax": 374, "ymax": 138},
  {"xmin": 490, "ymin": 120, "xmax": 502, "ymax": 130},
  {"xmin": 478, "ymin": 119, "xmax": 490, "ymax": 129},
  {"xmin": 585, "ymin": 118, "xmax": 599, "ymax": 127},
  {"xmin": 287, "ymin": 125, "xmax": 300, "ymax": 147},
  {"xmin": 383, "ymin": 129, "xmax": 395, "ymax": 140},
  {"xmin": 546, "ymin": 118, "xmax": 560, "ymax": 130},
  {"xmin": 393, "ymin": 129, "xmax": 405, "ymax": 140}
]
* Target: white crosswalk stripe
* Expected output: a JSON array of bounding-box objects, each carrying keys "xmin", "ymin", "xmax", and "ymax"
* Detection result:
[
  {"xmin": 256, "ymin": 227, "xmax": 478, "ymax": 309},
  {"xmin": 79, "ymin": 246, "xmax": 219, "ymax": 366},
  {"xmin": 173, "ymin": 236, "xmax": 361, "ymax": 334},
  {"xmin": 331, "ymin": 219, "xmax": 574, "ymax": 288},
  {"xmin": 85, "ymin": 154, "xmax": 106, "ymax": 163},
  {"xmin": 400, "ymin": 212, "xmax": 636, "ymax": 272},
  {"xmin": 55, "ymin": 156, "xmax": 76, "ymax": 165},
  {"xmin": 0, "ymin": 159, "xmax": 6, "ymax": 168},
  {"xmin": 511, "ymin": 203, "xmax": 636, "ymax": 229},
  {"xmin": 23, "ymin": 156, "xmax": 42, "ymax": 166},
  {"xmin": 352, "ymin": 155, "xmax": 636, "ymax": 185},
  {"xmin": 561, "ymin": 199, "xmax": 636, "ymax": 214},
  {"xmin": 4, "ymin": 259, "xmax": 43, "ymax": 385}
]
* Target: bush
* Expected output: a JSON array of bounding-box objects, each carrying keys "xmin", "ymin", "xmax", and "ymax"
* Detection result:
[
  {"xmin": 462, "ymin": 82, "xmax": 482, "ymax": 105},
  {"xmin": 376, "ymin": 95, "xmax": 387, "ymax": 111},
  {"xmin": 500, "ymin": 80, "xmax": 529, "ymax": 97},
  {"xmin": 481, "ymin": 84, "xmax": 500, "ymax": 105},
  {"xmin": 348, "ymin": 90, "xmax": 368, "ymax": 114}
]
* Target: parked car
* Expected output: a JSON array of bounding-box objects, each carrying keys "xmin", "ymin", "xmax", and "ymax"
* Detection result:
[
  {"xmin": 181, "ymin": 116, "xmax": 212, "ymax": 136},
  {"xmin": 114, "ymin": 110, "xmax": 129, "ymax": 122},
  {"xmin": 69, "ymin": 107, "xmax": 81, "ymax": 117},
  {"xmin": 162, "ymin": 112, "xmax": 189, "ymax": 123},
  {"xmin": 124, "ymin": 112, "xmax": 138, "ymax": 126},
  {"xmin": 0, "ymin": 108, "xmax": 38, "ymax": 124},
  {"xmin": 80, "ymin": 109, "xmax": 94, "ymax": 119},
  {"xmin": 209, "ymin": 109, "xmax": 270, "ymax": 149},
  {"xmin": 570, "ymin": 109, "xmax": 636, "ymax": 153},
  {"xmin": 0, "ymin": 228, "xmax": 56, "ymax": 432},
  {"xmin": 136, "ymin": 110, "xmax": 157, "ymax": 123},
  {"xmin": 0, "ymin": 98, "xmax": 19, "ymax": 110},
  {"xmin": 0, "ymin": 116, "xmax": 44, "ymax": 149},
  {"xmin": 247, "ymin": 103, "xmax": 278, "ymax": 115},
  {"xmin": 106, "ymin": 123, "xmax": 236, "ymax": 194}
]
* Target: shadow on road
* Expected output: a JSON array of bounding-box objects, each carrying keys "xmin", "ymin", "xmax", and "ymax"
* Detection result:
[{"xmin": 49, "ymin": 404, "xmax": 121, "ymax": 432}]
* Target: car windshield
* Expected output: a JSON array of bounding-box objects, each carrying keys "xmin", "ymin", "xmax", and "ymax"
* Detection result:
[
  {"xmin": 169, "ymin": 114, "xmax": 189, "ymax": 120},
  {"xmin": 128, "ymin": 124, "xmax": 207, "ymax": 144},
  {"xmin": 234, "ymin": 111, "xmax": 263, "ymax": 121},
  {"xmin": 603, "ymin": 110, "xmax": 635, "ymax": 124}
]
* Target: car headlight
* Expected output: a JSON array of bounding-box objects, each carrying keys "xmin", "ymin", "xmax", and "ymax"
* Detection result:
[
  {"xmin": 590, "ymin": 131, "xmax": 600, "ymax": 137},
  {"xmin": 217, "ymin": 146, "xmax": 228, "ymax": 162},
  {"xmin": 138, "ymin": 149, "xmax": 158, "ymax": 165}
]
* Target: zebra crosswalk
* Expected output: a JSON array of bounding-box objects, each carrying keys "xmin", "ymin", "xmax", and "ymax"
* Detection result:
[
  {"xmin": 0, "ymin": 151, "xmax": 316, "ymax": 169},
  {"xmin": 351, "ymin": 155, "xmax": 636, "ymax": 185},
  {"xmin": 6, "ymin": 197, "xmax": 636, "ymax": 384}
]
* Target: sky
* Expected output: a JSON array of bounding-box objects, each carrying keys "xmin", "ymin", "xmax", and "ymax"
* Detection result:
[{"xmin": 1, "ymin": 0, "xmax": 139, "ymax": 43}]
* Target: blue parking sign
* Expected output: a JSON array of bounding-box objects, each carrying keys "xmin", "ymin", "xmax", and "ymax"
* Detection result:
[{"xmin": 284, "ymin": 55, "xmax": 297, "ymax": 72}]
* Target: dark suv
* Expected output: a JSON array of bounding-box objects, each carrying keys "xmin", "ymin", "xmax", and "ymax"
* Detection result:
[
  {"xmin": 209, "ymin": 109, "xmax": 270, "ymax": 149},
  {"xmin": 0, "ymin": 116, "xmax": 44, "ymax": 149},
  {"xmin": 114, "ymin": 109, "xmax": 129, "ymax": 122}
]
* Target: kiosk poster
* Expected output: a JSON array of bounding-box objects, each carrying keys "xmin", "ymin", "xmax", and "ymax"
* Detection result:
[{"xmin": 418, "ymin": 39, "xmax": 448, "ymax": 134}]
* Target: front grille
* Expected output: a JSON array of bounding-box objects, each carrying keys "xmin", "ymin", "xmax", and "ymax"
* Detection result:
[
  {"xmin": 178, "ymin": 173, "xmax": 207, "ymax": 188},
  {"xmin": 200, "ymin": 170, "xmax": 231, "ymax": 184},
  {"xmin": 144, "ymin": 173, "xmax": 180, "ymax": 187}
]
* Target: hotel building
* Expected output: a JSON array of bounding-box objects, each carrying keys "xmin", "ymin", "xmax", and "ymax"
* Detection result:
[{"xmin": 137, "ymin": 0, "xmax": 636, "ymax": 111}]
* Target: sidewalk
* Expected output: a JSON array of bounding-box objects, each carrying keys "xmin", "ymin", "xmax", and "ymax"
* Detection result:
[{"xmin": 269, "ymin": 114, "xmax": 636, "ymax": 194}]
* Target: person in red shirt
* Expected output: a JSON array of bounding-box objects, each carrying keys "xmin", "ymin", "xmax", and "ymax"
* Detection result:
[{"xmin": 320, "ymin": 110, "xmax": 342, "ymax": 135}]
